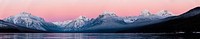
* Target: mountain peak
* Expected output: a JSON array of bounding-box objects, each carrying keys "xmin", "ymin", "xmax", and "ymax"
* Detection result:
[
  {"xmin": 8, "ymin": 12, "xmax": 45, "ymax": 21},
  {"xmin": 76, "ymin": 16, "xmax": 90, "ymax": 21},
  {"xmin": 157, "ymin": 10, "xmax": 173, "ymax": 16},
  {"xmin": 3, "ymin": 12, "xmax": 47, "ymax": 31},
  {"xmin": 160, "ymin": 10, "xmax": 168, "ymax": 12},
  {"xmin": 97, "ymin": 11, "xmax": 118, "ymax": 19},
  {"xmin": 3, "ymin": 12, "xmax": 45, "ymax": 23},
  {"xmin": 18, "ymin": 12, "xmax": 32, "ymax": 15},
  {"xmin": 140, "ymin": 9, "xmax": 152, "ymax": 16},
  {"xmin": 78, "ymin": 16, "xmax": 87, "ymax": 19},
  {"xmin": 100, "ymin": 11, "xmax": 117, "ymax": 16}
]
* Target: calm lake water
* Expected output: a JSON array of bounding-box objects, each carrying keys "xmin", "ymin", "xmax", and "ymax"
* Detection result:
[{"xmin": 0, "ymin": 33, "xmax": 198, "ymax": 39}]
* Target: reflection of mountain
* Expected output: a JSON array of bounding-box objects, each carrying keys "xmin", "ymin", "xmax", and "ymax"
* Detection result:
[
  {"xmin": 1, "ymin": 7, "xmax": 199, "ymax": 33},
  {"xmin": 118, "ymin": 7, "xmax": 200, "ymax": 33}
]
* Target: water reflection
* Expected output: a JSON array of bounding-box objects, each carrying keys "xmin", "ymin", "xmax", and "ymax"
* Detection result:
[{"xmin": 0, "ymin": 33, "xmax": 197, "ymax": 39}]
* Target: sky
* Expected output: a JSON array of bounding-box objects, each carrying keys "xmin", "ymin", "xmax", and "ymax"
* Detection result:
[{"xmin": 0, "ymin": 0, "xmax": 199, "ymax": 22}]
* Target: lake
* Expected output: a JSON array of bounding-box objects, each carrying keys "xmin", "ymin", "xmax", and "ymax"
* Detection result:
[{"xmin": 0, "ymin": 33, "xmax": 198, "ymax": 39}]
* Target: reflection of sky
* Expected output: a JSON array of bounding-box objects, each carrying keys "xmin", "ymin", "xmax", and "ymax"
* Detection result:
[
  {"xmin": 0, "ymin": 0, "xmax": 199, "ymax": 22},
  {"xmin": 0, "ymin": 33, "xmax": 186, "ymax": 39}
]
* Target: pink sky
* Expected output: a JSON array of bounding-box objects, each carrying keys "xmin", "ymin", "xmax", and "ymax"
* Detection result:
[{"xmin": 0, "ymin": 0, "xmax": 199, "ymax": 22}]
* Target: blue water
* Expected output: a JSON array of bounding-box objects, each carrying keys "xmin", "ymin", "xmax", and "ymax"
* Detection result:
[{"xmin": 0, "ymin": 33, "xmax": 196, "ymax": 39}]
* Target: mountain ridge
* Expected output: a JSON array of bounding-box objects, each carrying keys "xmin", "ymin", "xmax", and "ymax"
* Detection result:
[
  {"xmin": 117, "ymin": 7, "xmax": 200, "ymax": 33},
  {"xmin": 3, "ymin": 12, "xmax": 47, "ymax": 31},
  {"xmin": 0, "ymin": 9, "xmax": 178, "ymax": 32},
  {"xmin": 0, "ymin": 20, "xmax": 47, "ymax": 33}
]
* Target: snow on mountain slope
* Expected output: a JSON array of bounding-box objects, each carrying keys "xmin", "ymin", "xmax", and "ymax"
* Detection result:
[
  {"xmin": 99, "ymin": 11, "xmax": 118, "ymax": 18},
  {"xmin": 52, "ymin": 11, "xmax": 126, "ymax": 31},
  {"xmin": 156, "ymin": 10, "xmax": 174, "ymax": 18},
  {"xmin": 89, "ymin": 11, "xmax": 125, "ymax": 25},
  {"xmin": 91, "ymin": 11, "xmax": 122, "ymax": 23},
  {"xmin": 84, "ymin": 10, "xmax": 175, "ymax": 32},
  {"xmin": 123, "ymin": 10, "xmax": 158, "ymax": 23},
  {"xmin": 60, "ymin": 11, "xmax": 174, "ymax": 32},
  {"xmin": 123, "ymin": 10, "xmax": 174, "ymax": 23},
  {"xmin": 123, "ymin": 17, "xmax": 137, "ymax": 23},
  {"xmin": 3, "ymin": 12, "xmax": 47, "ymax": 31},
  {"xmin": 140, "ymin": 9, "xmax": 152, "ymax": 16},
  {"xmin": 1, "ymin": 10, "xmax": 174, "ymax": 32},
  {"xmin": 53, "ymin": 16, "xmax": 91, "ymax": 31},
  {"xmin": 72, "ymin": 16, "xmax": 91, "ymax": 28},
  {"xmin": 6, "ymin": 10, "xmax": 170, "ymax": 32}
]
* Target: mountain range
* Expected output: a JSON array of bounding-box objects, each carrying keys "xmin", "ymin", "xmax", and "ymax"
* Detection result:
[
  {"xmin": 118, "ymin": 7, "xmax": 200, "ymax": 33},
  {"xmin": 0, "ymin": 7, "xmax": 199, "ymax": 33},
  {"xmin": 0, "ymin": 20, "xmax": 46, "ymax": 33}
]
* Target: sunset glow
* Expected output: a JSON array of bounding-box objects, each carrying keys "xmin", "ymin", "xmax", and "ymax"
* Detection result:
[{"xmin": 0, "ymin": 0, "xmax": 199, "ymax": 22}]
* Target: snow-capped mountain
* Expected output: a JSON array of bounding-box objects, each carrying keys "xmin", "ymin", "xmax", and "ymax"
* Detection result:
[
  {"xmin": 84, "ymin": 10, "xmax": 174, "ymax": 30},
  {"xmin": 0, "ymin": 20, "xmax": 47, "ymax": 32},
  {"xmin": 138, "ymin": 10, "xmax": 173, "ymax": 20},
  {"xmin": 1, "ymin": 6, "xmax": 199, "ymax": 33},
  {"xmin": 95, "ymin": 11, "xmax": 123, "ymax": 22},
  {"xmin": 3, "ymin": 12, "xmax": 47, "ymax": 31},
  {"xmin": 82, "ymin": 11, "xmax": 130, "ymax": 31},
  {"xmin": 123, "ymin": 10, "xmax": 174, "ymax": 23},
  {"xmin": 123, "ymin": 17, "xmax": 137, "ymax": 23},
  {"xmin": 53, "ymin": 21, "xmax": 71, "ymax": 27},
  {"xmin": 99, "ymin": 11, "xmax": 118, "ymax": 18},
  {"xmin": 1, "ymin": 10, "xmax": 175, "ymax": 32},
  {"xmin": 90, "ymin": 11, "xmax": 124, "ymax": 25},
  {"xmin": 156, "ymin": 10, "xmax": 174, "ymax": 18},
  {"xmin": 140, "ymin": 9, "xmax": 154, "ymax": 16},
  {"xmin": 52, "ymin": 11, "xmax": 127, "ymax": 32},
  {"xmin": 124, "ymin": 10, "xmax": 156, "ymax": 23},
  {"xmin": 53, "ymin": 11, "xmax": 125, "ymax": 31},
  {"xmin": 53, "ymin": 16, "xmax": 91, "ymax": 31},
  {"xmin": 83, "ymin": 10, "xmax": 176, "ymax": 32},
  {"xmin": 119, "ymin": 7, "xmax": 200, "ymax": 33}
]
